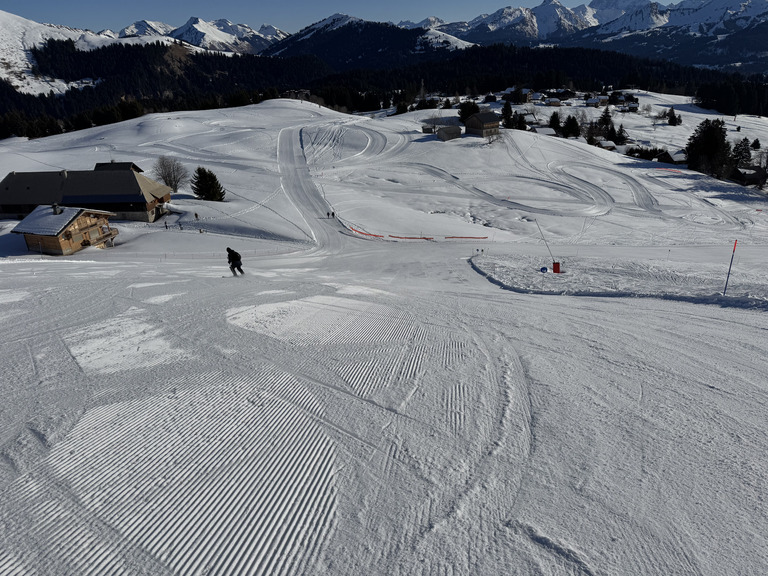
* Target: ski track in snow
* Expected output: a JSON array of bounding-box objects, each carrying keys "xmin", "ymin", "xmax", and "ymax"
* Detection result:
[{"xmin": 1, "ymin": 98, "xmax": 768, "ymax": 575}]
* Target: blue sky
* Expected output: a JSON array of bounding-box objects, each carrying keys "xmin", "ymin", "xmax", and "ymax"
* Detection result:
[{"xmin": 2, "ymin": 0, "xmax": 582, "ymax": 34}]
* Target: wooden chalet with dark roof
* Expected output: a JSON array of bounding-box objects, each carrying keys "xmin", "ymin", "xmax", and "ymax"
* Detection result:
[
  {"xmin": 465, "ymin": 112, "xmax": 500, "ymax": 138},
  {"xmin": 12, "ymin": 204, "xmax": 118, "ymax": 255},
  {"xmin": 0, "ymin": 161, "xmax": 172, "ymax": 222}
]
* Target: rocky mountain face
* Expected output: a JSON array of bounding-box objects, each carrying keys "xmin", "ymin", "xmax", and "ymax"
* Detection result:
[{"xmin": 410, "ymin": 0, "xmax": 768, "ymax": 73}]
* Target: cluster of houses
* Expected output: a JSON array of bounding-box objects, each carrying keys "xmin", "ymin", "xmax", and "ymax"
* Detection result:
[
  {"xmin": 423, "ymin": 89, "xmax": 642, "ymax": 143},
  {"xmin": 0, "ymin": 161, "xmax": 172, "ymax": 255},
  {"xmin": 419, "ymin": 90, "xmax": 766, "ymax": 187}
]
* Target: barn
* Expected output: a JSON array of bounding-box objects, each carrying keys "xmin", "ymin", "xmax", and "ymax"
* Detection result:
[{"xmin": 0, "ymin": 162, "xmax": 172, "ymax": 222}]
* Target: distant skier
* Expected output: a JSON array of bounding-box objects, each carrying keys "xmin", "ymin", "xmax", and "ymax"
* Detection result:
[{"xmin": 226, "ymin": 247, "xmax": 244, "ymax": 276}]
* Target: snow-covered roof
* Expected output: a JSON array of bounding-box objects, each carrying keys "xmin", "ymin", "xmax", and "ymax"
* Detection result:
[
  {"xmin": 468, "ymin": 112, "xmax": 500, "ymax": 125},
  {"xmin": 11, "ymin": 205, "xmax": 80, "ymax": 236},
  {"xmin": 11, "ymin": 205, "xmax": 113, "ymax": 236}
]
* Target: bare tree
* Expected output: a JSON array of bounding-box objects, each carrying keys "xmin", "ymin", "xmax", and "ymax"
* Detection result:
[
  {"xmin": 151, "ymin": 156, "xmax": 189, "ymax": 193},
  {"xmin": 486, "ymin": 132, "xmax": 503, "ymax": 145}
]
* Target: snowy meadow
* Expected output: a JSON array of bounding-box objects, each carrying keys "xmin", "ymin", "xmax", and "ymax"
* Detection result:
[{"xmin": 1, "ymin": 95, "xmax": 767, "ymax": 575}]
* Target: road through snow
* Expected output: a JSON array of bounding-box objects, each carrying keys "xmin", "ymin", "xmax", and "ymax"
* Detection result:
[{"xmin": 0, "ymin": 99, "xmax": 767, "ymax": 575}]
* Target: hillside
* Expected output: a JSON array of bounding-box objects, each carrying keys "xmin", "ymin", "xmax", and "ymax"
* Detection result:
[{"xmin": 0, "ymin": 95, "xmax": 767, "ymax": 574}]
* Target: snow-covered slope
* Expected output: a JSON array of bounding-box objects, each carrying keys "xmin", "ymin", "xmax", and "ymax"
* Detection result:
[
  {"xmin": 398, "ymin": 16, "xmax": 447, "ymax": 30},
  {"xmin": 596, "ymin": 2, "xmax": 670, "ymax": 35},
  {"xmin": 119, "ymin": 20, "xmax": 176, "ymax": 38},
  {"xmin": 417, "ymin": 29, "xmax": 475, "ymax": 51},
  {"xmin": 170, "ymin": 17, "xmax": 288, "ymax": 54},
  {"xmin": 586, "ymin": 0, "xmax": 661, "ymax": 24},
  {"xmin": 531, "ymin": 0, "xmax": 592, "ymax": 37},
  {"xmin": 0, "ymin": 9, "xmax": 289, "ymax": 95},
  {"xmin": 1, "ymin": 95, "xmax": 767, "ymax": 575},
  {"xmin": 667, "ymin": 0, "xmax": 768, "ymax": 33},
  {"xmin": 0, "ymin": 9, "xmax": 119, "ymax": 94}
]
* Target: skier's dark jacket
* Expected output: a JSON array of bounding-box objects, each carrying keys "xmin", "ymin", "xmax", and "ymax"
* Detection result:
[{"xmin": 226, "ymin": 248, "xmax": 241, "ymax": 264}]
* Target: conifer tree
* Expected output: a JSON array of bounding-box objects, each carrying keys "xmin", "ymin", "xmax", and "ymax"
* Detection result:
[
  {"xmin": 686, "ymin": 119, "xmax": 732, "ymax": 179},
  {"xmin": 502, "ymin": 101, "xmax": 513, "ymax": 128},
  {"xmin": 667, "ymin": 106, "xmax": 679, "ymax": 126},
  {"xmin": 732, "ymin": 137, "xmax": 753, "ymax": 167},
  {"xmin": 549, "ymin": 111, "xmax": 561, "ymax": 133},
  {"xmin": 562, "ymin": 115, "xmax": 580, "ymax": 138},
  {"xmin": 191, "ymin": 166, "xmax": 226, "ymax": 201}
]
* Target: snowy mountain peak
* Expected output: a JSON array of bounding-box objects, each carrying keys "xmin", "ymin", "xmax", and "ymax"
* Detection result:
[
  {"xmin": 532, "ymin": 0, "xmax": 592, "ymax": 36},
  {"xmin": 398, "ymin": 17, "xmax": 446, "ymax": 30},
  {"xmin": 468, "ymin": 7, "xmax": 531, "ymax": 31},
  {"xmin": 304, "ymin": 13, "xmax": 362, "ymax": 33},
  {"xmin": 257, "ymin": 24, "xmax": 289, "ymax": 42},
  {"xmin": 586, "ymin": 0, "xmax": 663, "ymax": 25},
  {"xmin": 168, "ymin": 17, "xmax": 287, "ymax": 54},
  {"xmin": 119, "ymin": 20, "xmax": 175, "ymax": 38},
  {"xmin": 597, "ymin": 2, "xmax": 670, "ymax": 35},
  {"xmin": 667, "ymin": 0, "xmax": 768, "ymax": 34}
]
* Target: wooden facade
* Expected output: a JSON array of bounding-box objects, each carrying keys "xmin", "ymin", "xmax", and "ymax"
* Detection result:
[
  {"xmin": 465, "ymin": 112, "xmax": 500, "ymax": 138},
  {"xmin": 12, "ymin": 205, "xmax": 119, "ymax": 256}
]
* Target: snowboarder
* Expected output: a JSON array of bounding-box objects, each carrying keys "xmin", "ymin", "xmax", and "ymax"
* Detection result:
[{"xmin": 226, "ymin": 247, "xmax": 244, "ymax": 276}]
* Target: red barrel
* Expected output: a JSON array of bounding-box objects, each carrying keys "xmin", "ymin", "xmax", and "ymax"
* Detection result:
[{"xmin": 552, "ymin": 262, "xmax": 561, "ymax": 273}]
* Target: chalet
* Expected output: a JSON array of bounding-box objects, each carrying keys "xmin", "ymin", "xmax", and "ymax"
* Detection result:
[
  {"xmin": 587, "ymin": 95, "xmax": 611, "ymax": 108},
  {"xmin": 531, "ymin": 127, "xmax": 558, "ymax": 137},
  {"xmin": 501, "ymin": 88, "xmax": 533, "ymax": 104},
  {"xmin": 437, "ymin": 126, "xmax": 462, "ymax": 142},
  {"xmin": 281, "ymin": 89, "xmax": 311, "ymax": 100},
  {"xmin": 545, "ymin": 98, "xmax": 561, "ymax": 107},
  {"xmin": 12, "ymin": 204, "xmax": 118, "ymax": 256},
  {"xmin": 731, "ymin": 165, "xmax": 767, "ymax": 187},
  {"xmin": 655, "ymin": 149, "xmax": 687, "ymax": 165},
  {"xmin": 465, "ymin": 112, "xmax": 500, "ymax": 138},
  {"xmin": 597, "ymin": 140, "xmax": 617, "ymax": 151},
  {"xmin": 0, "ymin": 162, "xmax": 172, "ymax": 222}
]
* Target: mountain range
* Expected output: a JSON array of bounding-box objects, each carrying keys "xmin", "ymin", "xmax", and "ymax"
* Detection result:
[{"xmin": 1, "ymin": 0, "xmax": 767, "ymax": 95}]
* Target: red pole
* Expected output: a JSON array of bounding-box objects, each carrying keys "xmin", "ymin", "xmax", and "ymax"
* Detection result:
[{"xmin": 723, "ymin": 239, "xmax": 737, "ymax": 296}]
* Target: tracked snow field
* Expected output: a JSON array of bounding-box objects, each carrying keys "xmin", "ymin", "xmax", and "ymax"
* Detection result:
[{"xmin": 1, "ymin": 96, "xmax": 767, "ymax": 574}]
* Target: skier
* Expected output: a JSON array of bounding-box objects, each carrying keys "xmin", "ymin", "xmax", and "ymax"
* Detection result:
[{"xmin": 226, "ymin": 247, "xmax": 244, "ymax": 276}]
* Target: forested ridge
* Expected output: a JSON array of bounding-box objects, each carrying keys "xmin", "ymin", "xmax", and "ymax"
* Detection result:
[{"xmin": 1, "ymin": 39, "xmax": 766, "ymax": 139}]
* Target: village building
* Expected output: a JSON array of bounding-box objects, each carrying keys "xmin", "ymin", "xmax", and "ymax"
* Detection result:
[
  {"xmin": 437, "ymin": 126, "xmax": 462, "ymax": 142},
  {"xmin": 281, "ymin": 89, "xmax": 311, "ymax": 100},
  {"xmin": 655, "ymin": 149, "xmax": 688, "ymax": 165},
  {"xmin": 531, "ymin": 126, "xmax": 558, "ymax": 137},
  {"xmin": 12, "ymin": 204, "xmax": 118, "ymax": 256},
  {"xmin": 597, "ymin": 140, "xmax": 617, "ymax": 151},
  {"xmin": 731, "ymin": 165, "xmax": 768, "ymax": 187},
  {"xmin": 0, "ymin": 162, "xmax": 172, "ymax": 222},
  {"xmin": 465, "ymin": 112, "xmax": 500, "ymax": 138},
  {"xmin": 587, "ymin": 95, "xmax": 610, "ymax": 107}
]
